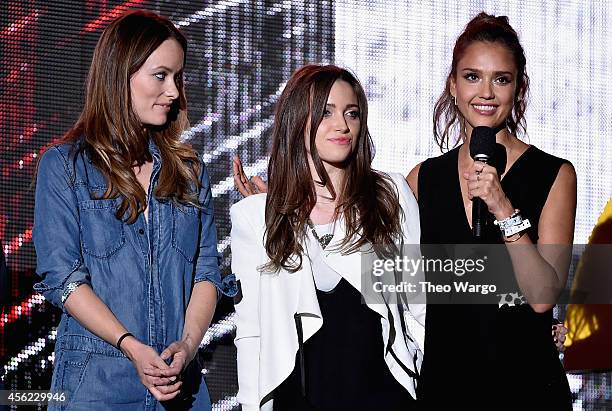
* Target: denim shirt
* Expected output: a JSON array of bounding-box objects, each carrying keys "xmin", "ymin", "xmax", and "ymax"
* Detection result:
[{"xmin": 34, "ymin": 140, "xmax": 236, "ymax": 355}]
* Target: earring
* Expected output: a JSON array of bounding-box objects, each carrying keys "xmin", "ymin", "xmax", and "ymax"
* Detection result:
[{"xmin": 453, "ymin": 95, "xmax": 457, "ymax": 106}]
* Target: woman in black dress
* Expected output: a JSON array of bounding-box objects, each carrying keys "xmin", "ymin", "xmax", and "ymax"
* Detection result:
[{"xmin": 406, "ymin": 12, "xmax": 575, "ymax": 409}]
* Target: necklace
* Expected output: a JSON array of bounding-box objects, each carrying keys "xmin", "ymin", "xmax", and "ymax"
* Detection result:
[{"xmin": 306, "ymin": 218, "xmax": 334, "ymax": 250}]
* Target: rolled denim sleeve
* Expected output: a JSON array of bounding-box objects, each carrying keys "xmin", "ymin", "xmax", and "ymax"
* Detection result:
[
  {"xmin": 33, "ymin": 147, "xmax": 91, "ymax": 311},
  {"xmin": 194, "ymin": 161, "xmax": 237, "ymax": 298}
]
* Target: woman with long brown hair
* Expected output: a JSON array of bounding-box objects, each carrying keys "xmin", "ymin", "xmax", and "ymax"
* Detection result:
[
  {"xmin": 33, "ymin": 10, "xmax": 233, "ymax": 410},
  {"xmin": 231, "ymin": 64, "xmax": 425, "ymax": 410},
  {"xmin": 407, "ymin": 12, "xmax": 574, "ymax": 408}
]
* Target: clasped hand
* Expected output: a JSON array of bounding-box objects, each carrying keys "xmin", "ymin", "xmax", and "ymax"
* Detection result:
[{"xmin": 124, "ymin": 338, "xmax": 197, "ymax": 401}]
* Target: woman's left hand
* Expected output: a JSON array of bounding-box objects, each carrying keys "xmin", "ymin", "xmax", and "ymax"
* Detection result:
[
  {"xmin": 464, "ymin": 161, "xmax": 514, "ymax": 220},
  {"xmin": 144, "ymin": 339, "xmax": 197, "ymax": 385},
  {"xmin": 160, "ymin": 339, "xmax": 197, "ymax": 376}
]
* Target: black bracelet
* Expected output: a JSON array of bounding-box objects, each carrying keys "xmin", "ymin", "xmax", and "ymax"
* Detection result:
[{"xmin": 116, "ymin": 332, "xmax": 134, "ymax": 351}]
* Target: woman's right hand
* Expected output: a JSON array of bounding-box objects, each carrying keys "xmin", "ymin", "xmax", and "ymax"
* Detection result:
[
  {"xmin": 233, "ymin": 155, "xmax": 268, "ymax": 197},
  {"xmin": 121, "ymin": 337, "xmax": 183, "ymax": 401}
]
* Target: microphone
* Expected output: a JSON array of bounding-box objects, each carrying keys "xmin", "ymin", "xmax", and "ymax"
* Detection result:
[{"xmin": 469, "ymin": 126, "xmax": 496, "ymax": 238}]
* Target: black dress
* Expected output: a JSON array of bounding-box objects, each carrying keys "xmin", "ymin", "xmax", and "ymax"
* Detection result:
[
  {"xmin": 273, "ymin": 278, "xmax": 417, "ymax": 410},
  {"xmin": 416, "ymin": 145, "xmax": 572, "ymax": 410}
]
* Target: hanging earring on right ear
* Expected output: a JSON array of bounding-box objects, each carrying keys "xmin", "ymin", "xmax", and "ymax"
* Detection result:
[{"xmin": 453, "ymin": 95, "xmax": 457, "ymax": 106}]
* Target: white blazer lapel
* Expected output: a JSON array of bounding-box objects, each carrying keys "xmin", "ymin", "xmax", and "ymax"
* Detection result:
[
  {"xmin": 258, "ymin": 254, "xmax": 323, "ymax": 403},
  {"xmin": 295, "ymin": 248, "xmax": 323, "ymax": 342}
]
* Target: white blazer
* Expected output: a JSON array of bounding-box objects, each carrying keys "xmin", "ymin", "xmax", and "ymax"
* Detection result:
[{"xmin": 230, "ymin": 172, "xmax": 426, "ymax": 411}]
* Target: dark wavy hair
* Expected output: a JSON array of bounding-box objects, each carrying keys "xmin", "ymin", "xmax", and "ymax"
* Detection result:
[
  {"xmin": 264, "ymin": 64, "xmax": 403, "ymax": 272},
  {"xmin": 61, "ymin": 10, "xmax": 200, "ymax": 223},
  {"xmin": 433, "ymin": 12, "xmax": 530, "ymax": 151}
]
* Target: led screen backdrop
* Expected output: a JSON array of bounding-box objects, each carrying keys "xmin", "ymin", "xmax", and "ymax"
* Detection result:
[{"xmin": 1, "ymin": 1, "xmax": 610, "ymax": 410}]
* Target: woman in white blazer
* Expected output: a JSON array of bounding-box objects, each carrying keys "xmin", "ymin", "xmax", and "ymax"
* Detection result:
[{"xmin": 230, "ymin": 65, "xmax": 425, "ymax": 410}]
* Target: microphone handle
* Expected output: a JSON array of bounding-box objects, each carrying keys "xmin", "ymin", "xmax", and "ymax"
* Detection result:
[
  {"xmin": 471, "ymin": 156, "xmax": 489, "ymax": 238},
  {"xmin": 472, "ymin": 196, "xmax": 485, "ymax": 238}
]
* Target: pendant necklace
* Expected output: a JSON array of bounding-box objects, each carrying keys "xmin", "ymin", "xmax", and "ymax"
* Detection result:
[{"xmin": 306, "ymin": 218, "xmax": 334, "ymax": 250}]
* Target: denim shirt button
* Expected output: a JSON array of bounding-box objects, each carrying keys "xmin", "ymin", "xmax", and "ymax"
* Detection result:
[{"xmin": 138, "ymin": 228, "xmax": 145, "ymax": 235}]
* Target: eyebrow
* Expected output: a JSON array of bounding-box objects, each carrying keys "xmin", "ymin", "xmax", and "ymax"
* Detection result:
[
  {"xmin": 150, "ymin": 65, "xmax": 183, "ymax": 72},
  {"xmin": 326, "ymin": 103, "xmax": 360, "ymax": 109},
  {"xmin": 461, "ymin": 68, "xmax": 514, "ymax": 76}
]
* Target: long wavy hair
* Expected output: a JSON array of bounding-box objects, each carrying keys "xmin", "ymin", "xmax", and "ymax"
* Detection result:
[
  {"xmin": 433, "ymin": 12, "xmax": 530, "ymax": 151},
  {"xmin": 62, "ymin": 10, "xmax": 200, "ymax": 223},
  {"xmin": 264, "ymin": 65, "xmax": 403, "ymax": 273}
]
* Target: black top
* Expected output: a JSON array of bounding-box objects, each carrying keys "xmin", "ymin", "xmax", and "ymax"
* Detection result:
[
  {"xmin": 416, "ymin": 145, "xmax": 571, "ymax": 409},
  {"xmin": 274, "ymin": 278, "xmax": 415, "ymax": 410}
]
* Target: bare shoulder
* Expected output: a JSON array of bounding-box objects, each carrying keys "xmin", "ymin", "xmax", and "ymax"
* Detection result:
[
  {"xmin": 406, "ymin": 162, "xmax": 423, "ymax": 200},
  {"xmin": 555, "ymin": 162, "xmax": 577, "ymax": 187},
  {"xmin": 538, "ymin": 162, "xmax": 577, "ymax": 244},
  {"xmin": 546, "ymin": 161, "xmax": 577, "ymax": 207}
]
